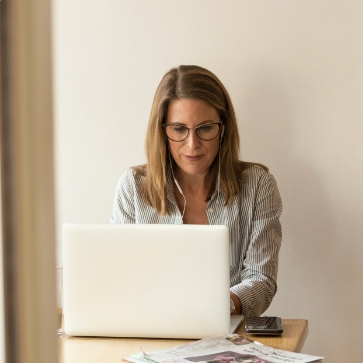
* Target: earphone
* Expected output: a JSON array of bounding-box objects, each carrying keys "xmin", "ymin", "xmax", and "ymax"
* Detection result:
[
  {"xmin": 174, "ymin": 177, "xmax": 183, "ymax": 196},
  {"xmin": 168, "ymin": 151, "xmax": 186, "ymax": 219},
  {"xmin": 217, "ymin": 123, "xmax": 224, "ymax": 199}
]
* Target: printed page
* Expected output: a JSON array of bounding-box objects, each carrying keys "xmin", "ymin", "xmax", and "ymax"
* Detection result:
[{"xmin": 124, "ymin": 334, "xmax": 324, "ymax": 363}]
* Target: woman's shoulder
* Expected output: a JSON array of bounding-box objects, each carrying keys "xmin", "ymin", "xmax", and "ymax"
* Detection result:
[
  {"xmin": 240, "ymin": 161, "xmax": 269, "ymax": 177},
  {"xmin": 117, "ymin": 165, "xmax": 146, "ymax": 188},
  {"xmin": 239, "ymin": 162, "xmax": 277, "ymax": 186}
]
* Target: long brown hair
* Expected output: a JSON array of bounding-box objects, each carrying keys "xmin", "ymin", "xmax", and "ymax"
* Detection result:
[{"xmin": 135, "ymin": 65, "xmax": 267, "ymax": 215}]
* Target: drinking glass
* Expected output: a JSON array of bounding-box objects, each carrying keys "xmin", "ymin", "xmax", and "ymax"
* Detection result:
[{"xmin": 56, "ymin": 266, "xmax": 63, "ymax": 335}]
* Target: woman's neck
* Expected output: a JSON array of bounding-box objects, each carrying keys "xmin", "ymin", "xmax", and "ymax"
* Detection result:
[{"xmin": 173, "ymin": 168, "xmax": 206, "ymax": 195}]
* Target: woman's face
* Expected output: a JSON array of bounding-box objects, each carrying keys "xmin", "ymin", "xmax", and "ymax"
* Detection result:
[{"xmin": 165, "ymin": 98, "xmax": 221, "ymax": 179}]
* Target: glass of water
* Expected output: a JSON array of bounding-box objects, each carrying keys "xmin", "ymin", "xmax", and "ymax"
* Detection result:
[{"xmin": 56, "ymin": 266, "xmax": 63, "ymax": 335}]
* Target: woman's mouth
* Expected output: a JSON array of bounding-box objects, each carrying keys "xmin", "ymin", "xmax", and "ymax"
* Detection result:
[{"xmin": 183, "ymin": 154, "xmax": 203, "ymax": 161}]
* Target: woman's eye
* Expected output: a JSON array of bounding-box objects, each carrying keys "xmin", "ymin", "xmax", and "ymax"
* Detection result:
[
  {"xmin": 199, "ymin": 125, "xmax": 213, "ymax": 132},
  {"xmin": 173, "ymin": 126, "xmax": 187, "ymax": 133}
]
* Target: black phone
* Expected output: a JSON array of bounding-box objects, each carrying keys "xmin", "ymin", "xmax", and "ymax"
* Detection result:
[{"xmin": 245, "ymin": 316, "xmax": 283, "ymax": 335}]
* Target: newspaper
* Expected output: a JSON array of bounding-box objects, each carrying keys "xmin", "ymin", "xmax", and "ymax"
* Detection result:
[{"xmin": 124, "ymin": 334, "xmax": 324, "ymax": 363}]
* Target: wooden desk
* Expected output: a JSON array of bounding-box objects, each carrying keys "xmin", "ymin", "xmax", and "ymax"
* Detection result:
[
  {"xmin": 58, "ymin": 319, "xmax": 308, "ymax": 363},
  {"xmin": 237, "ymin": 319, "xmax": 308, "ymax": 353}
]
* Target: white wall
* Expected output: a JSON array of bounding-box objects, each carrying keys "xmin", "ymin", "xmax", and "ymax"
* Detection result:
[{"xmin": 52, "ymin": 1, "xmax": 363, "ymax": 362}]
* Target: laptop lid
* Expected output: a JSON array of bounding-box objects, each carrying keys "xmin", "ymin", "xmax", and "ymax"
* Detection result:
[{"xmin": 62, "ymin": 223, "xmax": 234, "ymax": 339}]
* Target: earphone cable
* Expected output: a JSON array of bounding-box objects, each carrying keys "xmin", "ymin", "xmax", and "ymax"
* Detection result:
[{"xmin": 168, "ymin": 151, "xmax": 186, "ymax": 220}]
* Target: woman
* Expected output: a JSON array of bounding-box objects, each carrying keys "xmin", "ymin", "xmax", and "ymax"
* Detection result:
[{"xmin": 111, "ymin": 65, "xmax": 282, "ymax": 317}]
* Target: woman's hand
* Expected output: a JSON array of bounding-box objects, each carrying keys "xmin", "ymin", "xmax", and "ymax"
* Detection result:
[{"xmin": 230, "ymin": 292, "xmax": 242, "ymax": 315}]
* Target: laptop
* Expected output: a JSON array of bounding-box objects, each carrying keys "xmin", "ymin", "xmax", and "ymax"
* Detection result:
[{"xmin": 62, "ymin": 223, "xmax": 243, "ymax": 339}]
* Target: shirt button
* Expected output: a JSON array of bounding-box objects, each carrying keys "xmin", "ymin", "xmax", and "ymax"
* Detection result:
[{"xmin": 208, "ymin": 208, "xmax": 214, "ymax": 213}]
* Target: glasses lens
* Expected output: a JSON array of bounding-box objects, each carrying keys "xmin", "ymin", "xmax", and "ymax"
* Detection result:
[
  {"xmin": 196, "ymin": 123, "xmax": 220, "ymax": 140},
  {"xmin": 165, "ymin": 125, "xmax": 189, "ymax": 141}
]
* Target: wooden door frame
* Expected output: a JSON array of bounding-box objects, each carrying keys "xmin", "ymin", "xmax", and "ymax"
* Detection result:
[{"xmin": 0, "ymin": 0, "xmax": 58, "ymax": 362}]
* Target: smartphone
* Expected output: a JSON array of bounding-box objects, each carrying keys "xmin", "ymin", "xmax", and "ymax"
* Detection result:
[{"xmin": 245, "ymin": 316, "xmax": 283, "ymax": 335}]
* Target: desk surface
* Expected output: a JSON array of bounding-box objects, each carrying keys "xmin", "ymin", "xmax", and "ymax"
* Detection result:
[{"xmin": 58, "ymin": 319, "xmax": 308, "ymax": 363}]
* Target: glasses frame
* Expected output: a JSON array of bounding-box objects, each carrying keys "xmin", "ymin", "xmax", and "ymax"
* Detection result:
[{"xmin": 163, "ymin": 122, "xmax": 223, "ymax": 142}]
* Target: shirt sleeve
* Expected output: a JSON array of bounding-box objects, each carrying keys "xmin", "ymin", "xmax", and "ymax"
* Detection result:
[
  {"xmin": 230, "ymin": 171, "xmax": 282, "ymax": 317},
  {"xmin": 110, "ymin": 169, "xmax": 137, "ymax": 224}
]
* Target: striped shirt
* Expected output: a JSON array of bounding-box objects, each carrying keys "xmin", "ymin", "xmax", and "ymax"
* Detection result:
[{"xmin": 110, "ymin": 165, "xmax": 282, "ymax": 317}]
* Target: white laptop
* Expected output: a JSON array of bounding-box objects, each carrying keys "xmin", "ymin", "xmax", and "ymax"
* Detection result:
[{"xmin": 62, "ymin": 223, "xmax": 243, "ymax": 339}]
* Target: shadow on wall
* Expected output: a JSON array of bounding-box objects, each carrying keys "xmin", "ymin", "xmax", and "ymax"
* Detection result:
[{"xmin": 237, "ymin": 65, "xmax": 363, "ymax": 361}]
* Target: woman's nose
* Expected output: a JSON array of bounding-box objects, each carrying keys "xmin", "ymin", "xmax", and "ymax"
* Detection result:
[{"xmin": 185, "ymin": 128, "xmax": 201, "ymax": 147}]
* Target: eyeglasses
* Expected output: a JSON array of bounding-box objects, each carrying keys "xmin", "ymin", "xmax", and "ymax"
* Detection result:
[{"xmin": 163, "ymin": 122, "xmax": 222, "ymax": 142}]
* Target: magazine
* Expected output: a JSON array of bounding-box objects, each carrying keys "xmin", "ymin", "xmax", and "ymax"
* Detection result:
[{"xmin": 124, "ymin": 334, "xmax": 323, "ymax": 363}]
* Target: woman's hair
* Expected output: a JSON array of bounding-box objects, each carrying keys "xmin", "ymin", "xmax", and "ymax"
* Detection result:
[{"xmin": 135, "ymin": 65, "xmax": 267, "ymax": 215}]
